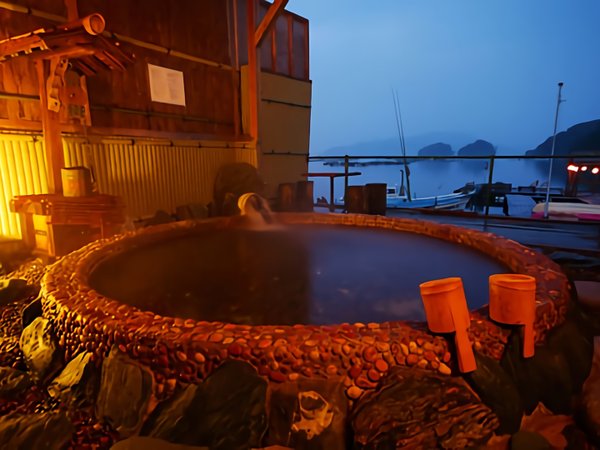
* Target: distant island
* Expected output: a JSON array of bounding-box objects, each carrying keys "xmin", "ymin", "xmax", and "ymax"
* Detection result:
[
  {"xmin": 417, "ymin": 143, "xmax": 453, "ymax": 157},
  {"xmin": 415, "ymin": 139, "xmax": 497, "ymax": 157},
  {"xmin": 457, "ymin": 139, "xmax": 496, "ymax": 157},
  {"xmin": 526, "ymin": 119, "xmax": 600, "ymax": 157},
  {"xmin": 316, "ymin": 119, "xmax": 599, "ymax": 169}
]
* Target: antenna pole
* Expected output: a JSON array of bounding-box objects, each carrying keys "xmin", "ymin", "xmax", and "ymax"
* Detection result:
[
  {"xmin": 543, "ymin": 82, "xmax": 564, "ymax": 219},
  {"xmin": 392, "ymin": 89, "xmax": 412, "ymax": 201}
]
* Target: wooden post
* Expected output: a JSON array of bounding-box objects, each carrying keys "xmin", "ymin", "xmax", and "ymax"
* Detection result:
[
  {"xmin": 64, "ymin": 0, "xmax": 79, "ymax": 21},
  {"xmin": 344, "ymin": 155, "xmax": 349, "ymax": 207},
  {"xmin": 246, "ymin": 0, "xmax": 259, "ymax": 141},
  {"xmin": 35, "ymin": 60, "xmax": 64, "ymax": 194},
  {"xmin": 231, "ymin": 0, "xmax": 241, "ymax": 135},
  {"xmin": 484, "ymin": 156, "xmax": 495, "ymax": 217},
  {"xmin": 247, "ymin": 0, "xmax": 288, "ymax": 141}
]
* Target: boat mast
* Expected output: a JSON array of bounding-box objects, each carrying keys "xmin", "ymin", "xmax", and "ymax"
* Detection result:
[
  {"xmin": 392, "ymin": 89, "xmax": 412, "ymax": 201},
  {"xmin": 542, "ymin": 82, "xmax": 564, "ymax": 219}
]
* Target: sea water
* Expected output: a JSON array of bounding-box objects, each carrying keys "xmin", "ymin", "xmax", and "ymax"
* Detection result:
[{"xmin": 308, "ymin": 157, "xmax": 558, "ymax": 207}]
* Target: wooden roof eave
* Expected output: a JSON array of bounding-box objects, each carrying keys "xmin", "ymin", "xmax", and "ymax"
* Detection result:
[{"xmin": 0, "ymin": 13, "xmax": 134, "ymax": 73}]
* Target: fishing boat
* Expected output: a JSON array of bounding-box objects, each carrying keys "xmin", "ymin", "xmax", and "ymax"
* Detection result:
[
  {"xmin": 531, "ymin": 201, "xmax": 600, "ymax": 221},
  {"xmin": 384, "ymin": 91, "xmax": 475, "ymax": 211},
  {"xmin": 386, "ymin": 184, "xmax": 476, "ymax": 210}
]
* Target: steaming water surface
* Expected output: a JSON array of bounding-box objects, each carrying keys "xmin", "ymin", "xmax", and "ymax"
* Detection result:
[{"xmin": 89, "ymin": 226, "xmax": 510, "ymax": 324}]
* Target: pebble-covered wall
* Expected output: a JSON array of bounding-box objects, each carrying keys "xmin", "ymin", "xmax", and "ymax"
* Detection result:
[{"xmin": 41, "ymin": 213, "xmax": 571, "ymax": 400}]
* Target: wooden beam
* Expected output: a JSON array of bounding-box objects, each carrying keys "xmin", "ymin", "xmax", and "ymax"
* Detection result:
[
  {"xmin": 0, "ymin": 119, "xmax": 254, "ymax": 144},
  {"xmin": 254, "ymin": 0, "xmax": 289, "ymax": 47},
  {"xmin": 246, "ymin": 0, "xmax": 259, "ymax": 141},
  {"xmin": 35, "ymin": 59, "xmax": 65, "ymax": 194}
]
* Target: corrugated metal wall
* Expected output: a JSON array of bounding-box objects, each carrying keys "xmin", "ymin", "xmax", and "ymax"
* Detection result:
[
  {"xmin": 0, "ymin": 133, "xmax": 257, "ymax": 238},
  {"xmin": 0, "ymin": 135, "xmax": 49, "ymax": 238}
]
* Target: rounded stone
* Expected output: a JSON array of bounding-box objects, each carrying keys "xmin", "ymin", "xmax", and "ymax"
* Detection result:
[
  {"xmin": 367, "ymin": 368, "xmax": 381, "ymax": 382},
  {"xmin": 406, "ymin": 354, "xmax": 419, "ymax": 366},
  {"xmin": 349, "ymin": 365, "xmax": 362, "ymax": 379},
  {"xmin": 208, "ymin": 333, "xmax": 224, "ymax": 343},
  {"xmin": 258, "ymin": 339, "xmax": 272, "ymax": 349},
  {"xmin": 362, "ymin": 346, "xmax": 377, "ymax": 362},
  {"xmin": 269, "ymin": 371, "xmax": 286, "ymax": 382},
  {"xmin": 438, "ymin": 362, "xmax": 452, "ymax": 375},
  {"xmin": 424, "ymin": 351, "xmax": 436, "ymax": 362},
  {"xmin": 374, "ymin": 359, "xmax": 389, "ymax": 372},
  {"xmin": 347, "ymin": 385, "xmax": 363, "ymax": 399}
]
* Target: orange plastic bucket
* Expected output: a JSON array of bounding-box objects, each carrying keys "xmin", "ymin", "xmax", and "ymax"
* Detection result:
[
  {"xmin": 419, "ymin": 277, "xmax": 477, "ymax": 373},
  {"xmin": 489, "ymin": 274, "xmax": 536, "ymax": 358}
]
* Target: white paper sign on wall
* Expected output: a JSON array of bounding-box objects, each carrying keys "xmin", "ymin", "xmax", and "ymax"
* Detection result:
[{"xmin": 147, "ymin": 64, "xmax": 186, "ymax": 106}]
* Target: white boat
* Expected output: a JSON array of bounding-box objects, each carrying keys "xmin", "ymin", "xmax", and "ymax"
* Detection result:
[
  {"xmin": 531, "ymin": 201, "xmax": 600, "ymax": 221},
  {"xmin": 386, "ymin": 185, "xmax": 476, "ymax": 210},
  {"xmin": 384, "ymin": 94, "xmax": 475, "ymax": 211}
]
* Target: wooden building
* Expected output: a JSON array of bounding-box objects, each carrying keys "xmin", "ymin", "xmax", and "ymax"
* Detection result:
[{"xmin": 0, "ymin": 0, "xmax": 311, "ymax": 239}]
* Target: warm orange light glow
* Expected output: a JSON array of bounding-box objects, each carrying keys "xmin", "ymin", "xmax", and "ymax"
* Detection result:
[
  {"xmin": 593, "ymin": 167, "xmax": 600, "ymax": 175},
  {"xmin": 567, "ymin": 164, "xmax": 579, "ymax": 172},
  {"xmin": 580, "ymin": 165, "xmax": 588, "ymax": 172},
  {"xmin": 0, "ymin": 134, "xmax": 50, "ymax": 238}
]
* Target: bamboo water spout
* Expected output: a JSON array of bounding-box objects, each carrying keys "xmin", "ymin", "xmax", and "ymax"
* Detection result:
[{"xmin": 238, "ymin": 192, "xmax": 279, "ymax": 229}]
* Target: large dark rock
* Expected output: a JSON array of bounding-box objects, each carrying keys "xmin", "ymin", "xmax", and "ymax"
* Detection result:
[
  {"xmin": 48, "ymin": 352, "xmax": 99, "ymax": 407},
  {"xmin": 418, "ymin": 142, "xmax": 454, "ymax": 157},
  {"xmin": 21, "ymin": 296, "xmax": 42, "ymax": 329},
  {"xmin": 143, "ymin": 360, "xmax": 267, "ymax": 449},
  {"xmin": 0, "ymin": 411, "xmax": 74, "ymax": 449},
  {"xmin": 0, "ymin": 366, "xmax": 33, "ymax": 398},
  {"xmin": 19, "ymin": 317, "xmax": 62, "ymax": 382},
  {"xmin": 0, "ymin": 279, "xmax": 28, "ymax": 306},
  {"xmin": 501, "ymin": 331, "xmax": 572, "ymax": 414},
  {"xmin": 265, "ymin": 376, "xmax": 349, "ymax": 449},
  {"xmin": 501, "ymin": 314, "xmax": 593, "ymax": 415},
  {"xmin": 175, "ymin": 204, "xmax": 209, "ymax": 221},
  {"xmin": 141, "ymin": 210, "xmax": 176, "ymax": 228},
  {"xmin": 352, "ymin": 366, "xmax": 498, "ymax": 449},
  {"xmin": 465, "ymin": 351, "xmax": 523, "ymax": 434},
  {"xmin": 213, "ymin": 162, "xmax": 264, "ymax": 216},
  {"xmin": 96, "ymin": 347, "xmax": 157, "ymax": 438},
  {"xmin": 111, "ymin": 436, "xmax": 208, "ymax": 450},
  {"xmin": 547, "ymin": 319, "xmax": 593, "ymax": 390},
  {"xmin": 580, "ymin": 337, "xmax": 600, "ymax": 445},
  {"xmin": 510, "ymin": 431, "xmax": 551, "ymax": 450}
]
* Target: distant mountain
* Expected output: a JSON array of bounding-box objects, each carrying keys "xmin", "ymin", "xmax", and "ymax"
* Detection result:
[
  {"xmin": 525, "ymin": 119, "xmax": 600, "ymax": 156},
  {"xmin": 314, "ymin": 131, "xmax": 476, "ymax": 157},
  {"xmin": 457, "ymin": 139, "xmax": 496, "ymax": 156},
  {"xmin": 418, "ymin": 142, "xmax": 453, "ymax": 157}
]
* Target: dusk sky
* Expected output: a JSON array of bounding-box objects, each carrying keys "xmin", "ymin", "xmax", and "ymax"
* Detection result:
[{"xmin": 291, "ymin": 0, "xmax": 600, "ymax": 154}]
